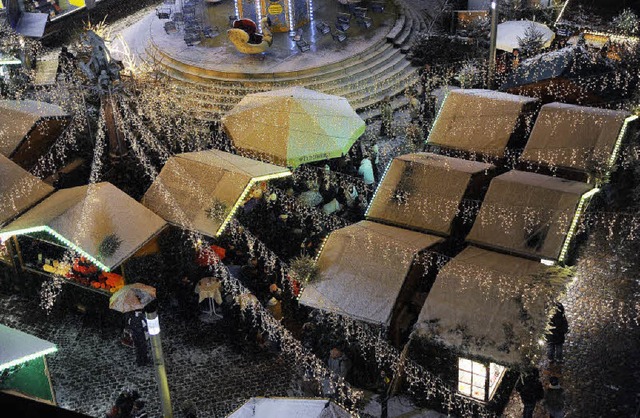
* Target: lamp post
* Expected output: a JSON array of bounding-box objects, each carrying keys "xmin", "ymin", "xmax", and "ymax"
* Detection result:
[
  {"xmin": 145, "ymin": 301, "xmax": 173, "ymax": 418},
  {"xmin": 488, "ymin": 0, "xmax": 499, "ymax": 89}
]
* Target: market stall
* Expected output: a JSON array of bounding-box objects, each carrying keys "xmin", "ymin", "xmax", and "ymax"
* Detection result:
[
  {"xmin": 520, "ymin": 103, "xmax": 636, "ymax": 178},
  {"xmin": 466, "ymin": 170, "xmax": 595, "ymax": 262},
  {"xmin": 143, "ymin": 149, "xmax": 291, "ymax": 238},
  {"xmin": 299, "ymin": 220, "xmax": 443, "ymax": 327},
  {"xmin": 413, "ymin": 246, "xmax": 570, "ymax": 405},
  {"xmin": 366, "ymin": 152, "xmax": 495, "ymax": 236},
  {"xmin": 426, "ymin": 89, "xmax": 539, "ymax": 159},
  {"xmin": 0, "ymin": 324, "xmax": 57, "ymax": 405},
  {"xmin": 0, "ymin": 100, "xmax": 70, "ymax": 170},
  {"xmin": 229, "ymin": 397, "xmax": 351, "ymax": 417},
  {"xmin": 0, "ymin": 182, "xmax": 166, "ymax": 294}
]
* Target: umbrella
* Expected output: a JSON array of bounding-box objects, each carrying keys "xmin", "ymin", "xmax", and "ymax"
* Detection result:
[
  {"xmin": 222, "ymin": 87, "xmax": 366, "ymax": 168},
  {"xmin": 109, "ymin": 283, "xmax": 156, "ymax": 312},
  {"xmin": 195, "ymin": 277, "xmax": 223, "ymax": 304},
  {"xmin": 496, "ymin": 20, "xmax": 555, "ymax": 52}
]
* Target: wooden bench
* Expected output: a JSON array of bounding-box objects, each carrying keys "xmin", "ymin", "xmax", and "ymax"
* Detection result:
[
  {"xmin": 357, "ymin": 16, "xmax": 372, "ymax": 29},
  {"xmin": 297, "ymin": 39, "xmax": 311, "ymax": 52},
  {"xmin": 371, "ymin": 1, "xmax": 385, "ymax": 13},
  {"xmin": 332, "ymin": 30, "xmax": 347, "ymax": 43},
  {"xmin": 316, "ymin": 21, "xmax": 331, "ymax": 35}
]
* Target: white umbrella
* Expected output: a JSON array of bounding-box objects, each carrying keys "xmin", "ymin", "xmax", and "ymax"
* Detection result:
[{"xmin": 496, "ymin": 20, "xmax": 555, "ymax": 52}]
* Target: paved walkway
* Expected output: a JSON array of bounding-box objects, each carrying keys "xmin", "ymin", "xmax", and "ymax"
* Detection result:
[{"xmin": 0, "ymin": 291, "xmax": 300, "ymax": 417}]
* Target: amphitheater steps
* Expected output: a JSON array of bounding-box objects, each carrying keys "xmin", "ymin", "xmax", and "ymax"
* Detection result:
[{"xmin": 155, "ymin": 0, "xmax": 425, "ymax": 121}]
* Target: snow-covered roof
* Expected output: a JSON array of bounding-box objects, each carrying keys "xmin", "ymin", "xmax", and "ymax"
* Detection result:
[
  {"xmin": 427, "ymin": 89, "xmax": 538, "ymax": 158},
  {"xmin": 500, "ymin": 46, "xmax": 582, "ymax": 89},
  {"xmin": 300, "ymin": 221, "xmax": 443, "ymax": 325},
  {"xmin": 521, "ymin": 102, "xmax": 633, "ymax": 174},
  {"xmin": 0, "ymin": 100, "xmax": 69, "ymax": 158},
  {"xmin": 228, "ymin": 397, "xmax": 352, "ymax": 418},
  {"xmin": 143, "ymin": 150, "xmax": 290, "ymax": 238},
  {"xmin": 0, "ymin": 154, "xmax": 53, "ymax": 227},
  {"xmin": 0, "ymin": 182, "xmax": 167, "ymax": 271},
  {"xmin": 0, "ymin": 325, "xmax": 57, "ymax": 372},
  {"xmin": 367, "ymin": 153, "xmax": 494, "ymax": 235},
  {"xmin": 414, "ymin": 246, "xmax": 569, "ymax": 365},
  {"xmin": 467, "ymin": 170, "xmax": 593, "ymax": 261}
]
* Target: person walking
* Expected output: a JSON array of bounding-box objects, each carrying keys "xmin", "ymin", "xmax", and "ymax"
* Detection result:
[
  {"xmin": 515, "ymin": 368, "xmax": 544, "ymax": 418},
  {"xmin": 546, "ymin": 302, "xmax": 569, "ymax": 363},
  {"xmin": 358, "ymin": 156, "xmax": 375, "ymax": 187},
  {"xmin": 127, "ymin": 311, "xmax": 149, "ymax": 366},
  {"xmin": 544, "ymin": 376, "xmax": 565, "ymax": 418}
]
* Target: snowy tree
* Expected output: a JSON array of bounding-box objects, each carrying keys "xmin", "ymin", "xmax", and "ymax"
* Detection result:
[
  {"xmin": 517, "ymin": 22, "xmax": 545, "ymax": 57},
  {"xmin": 612, "ymin": 8, "xmax": 640, "ymax": 36}
]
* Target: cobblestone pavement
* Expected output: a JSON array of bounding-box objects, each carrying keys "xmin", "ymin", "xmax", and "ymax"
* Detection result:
[{"xmin": 0, "ymin": 290, "xmax": 302, "ymax": 418}]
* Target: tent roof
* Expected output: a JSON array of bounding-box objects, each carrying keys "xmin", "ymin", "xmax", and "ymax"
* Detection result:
[
  {"xmin": 0, "ymin": 154, "xmax": 54, "ymax": 227},
  {"xmin": 467, "ymin": 170, "xmax": 593, "ymax": 261},
  {"xmin": 367, "ymin": 153, "xmax": 494, "ymax": 235},
  {"xmin": 228, "ymin": 397, "xmax": 352, "ymax": 418},
  {"xmin": 521, "ymin": 102, "xmax": 632, "ymax": 174},
  {"xmin": 0, "ymin": 100, "xmax": 69, "ymax": 158},
  {"xmin": 0, "ymin": 325, "xmax": 57, "ymax": 372},
  {"xmin": 427, "ymin": 89, "xmax": 538, "ymax": 158},
  {"xmin": 143, "ymin": 150, "xmax": 290, "ymax": 238},
  {"xmin": 415, "ymin": 246, "xmax": 568, "ymax": 365},
  {"xmin": 222, "ymin": 87, "xmax": 365, "ymax": 167},
  {"xmin": 0, "ymin": 182, "xmax": 166, "ymax": 271},
  {"xmin": 299, "ymin": 221, "xmax": 443, "ymax": 325},
  {"xmin": 496, "ymin": 20, "xmax": 555, "ymax": 53},
  {"xmin": 501, "ymin": 46, "xmax": 581, "ymax": 90}
]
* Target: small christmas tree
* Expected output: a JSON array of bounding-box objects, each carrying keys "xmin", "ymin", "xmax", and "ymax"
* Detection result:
[
  {"xmin": 612, "ymin": 9, "xmax": 640, "ymax": 36},
  {"xmin": 517, "ymin": 23, "xmax": 545, "ymax": 58}
]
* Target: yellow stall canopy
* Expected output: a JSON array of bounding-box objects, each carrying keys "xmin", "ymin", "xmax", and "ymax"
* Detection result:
[
  {"xmin": 427, "ymin": 89, "xmax": 538, "ymax": 159},
  {"xmin": 0, "ymin": 100, "xmax": 70, "ymax": 170},
  {"xmin": 415, "ymin": 246, "xmax": 570, "ymax": 366},
  {"xmin": 299, "ymin": 221, "xmax": 443, "ymax": 325},
  {"xmin": 143, "ymin": 150, "xmax": 291, "ymax": 238},
  {"xmin": 520, "ymin": 102, "xmax": 634, "ymax": 175},
  {"xmin": 467, "ymin": 170, "xmax": 593, "ymax": 261},
  {"xmin": 367, "ymin": 153, "xmax": 494, "ymax": 236},
  {"xmin": 223, "ymin": 87, "xmax": 365, "ymax": 168},
  {"xmin": 0, "ymin": 154, "xmax": 53, "ymax": 227},
  {"xmin": 0, "ymin": 182, "xmax": 166, "ymax": 272}
]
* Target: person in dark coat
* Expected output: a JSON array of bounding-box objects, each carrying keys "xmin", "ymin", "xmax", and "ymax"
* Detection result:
[
  {"xmin": 546, "ymin": 302, "xmax": 569, "ymax": 363},
  {"xmin": 544, "ymin": 376, "xmax": 565, "ymax": 418},
  {"xmin": 515, "ymin": 368, "xmax": 544, "ymax": 418},
  {"xmin": 127, "ymin": 311, "xmax": 149, "ymax": 366}
]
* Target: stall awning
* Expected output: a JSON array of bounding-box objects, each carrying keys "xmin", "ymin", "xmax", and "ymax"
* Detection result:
[
  {"xmin": 0, "ymin": 325, "xmax": 57, "ymax": 372},
  {"xmin": 143, "ymin": 150, "xmax": 290, "ymax": 238},
  {"xmin": 300, "ymin": 221, "xmax": 443, "ymax": 325},
  {"xmin": 223, "ymin": 87, "xmax": 365, "ymax": 167},
  {"xmin": 414, "ymin": 246, "xmax": 569, "ymax": 366},
  {"xmin": 0, "ymin": 154, "xmax": 53, "ymax": 227},
  {"xmin": 0, "ymin": 100, "xmax": 70, "ymax": 170},
  {"xmin": 15, "ymin": 12, "xmax": 48, "ymax": 39},
  {"xmin": 228, "ymin": 397, "xmax": 352, "ymax": 418},
  {"xmin": 467, "ymin": 170, "xmax": 594, "ymax": 261},
  {"xmin": 427, "ymin": 89, "xmax": 538, "ymax": 158},
  {"xmin": 0, "ymin": 182, "xmax": 167, "ymax": 271},
  {"xmin": 520, "ymin": 102, "xmax": 634, "ymax": 175},
  {"xmin": 366, "ymin": 153, "xmax": 494, "ymax": 235}
]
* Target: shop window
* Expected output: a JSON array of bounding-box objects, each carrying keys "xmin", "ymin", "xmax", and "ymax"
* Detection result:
[{"xmin": 457, "ymin": 358, "xmax": 506, "ymax": 403}]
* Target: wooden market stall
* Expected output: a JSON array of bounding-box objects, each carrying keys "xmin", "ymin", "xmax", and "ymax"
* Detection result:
[
  {"xmin": 0, "ymin": 100, "xmax": 70, "ymax": 170},
  {"xmin": 0, "ymin": 324, "xmax": 57, "ymax": 405},
  {"xmin": 426, "ymin": 89, "xmax": 539, "ymax": 160},
  {"xmin": 0, "ymin": 182, "xmax": 166, "ymax": 303},
  {"xmin": 366, "ymin": 152, "xmax": 495, "ymax": 238},
  {"xmin": 143, "ymin": 149, "xmax": 291, "ymax": 238},
  {"xmin": 466, "ymin": 170, "xmax": 595, "ymax": 263},
  {"xmin": 299, "ymin": 220, "xmax": 444, "ymax": 346},
  {"xmin": 411, "ymin": 246, "xmax": 570, "ymax": 408}
]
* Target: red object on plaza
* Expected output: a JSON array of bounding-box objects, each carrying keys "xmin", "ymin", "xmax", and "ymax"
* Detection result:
[{"xmin": 196, "ymin": 244, "xmax": 226, "ymax": 266}]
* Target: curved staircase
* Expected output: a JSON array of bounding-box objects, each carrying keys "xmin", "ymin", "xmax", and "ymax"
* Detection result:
[{"xmin": 151, "ymin": 0, "xmax": 426, "ymax": 121}]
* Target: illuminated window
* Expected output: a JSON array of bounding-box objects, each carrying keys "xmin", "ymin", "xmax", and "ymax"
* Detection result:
[{"xmin": 458, "ymin": 358, "xmax": 506, "ymax": 403}]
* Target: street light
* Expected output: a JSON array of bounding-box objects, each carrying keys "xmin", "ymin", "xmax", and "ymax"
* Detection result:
[
  {"xmin": 145, "ymin": 300, "xmax": 173, "ymax": 418},
  {"xmin": 488, "ymin": 0, "xmax": 499, "ymax": 89}
]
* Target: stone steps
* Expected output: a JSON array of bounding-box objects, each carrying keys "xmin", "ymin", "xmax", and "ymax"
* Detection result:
[{"xmin": 154, "ymin": 0, "xmax": 425, "ymax": 121}]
